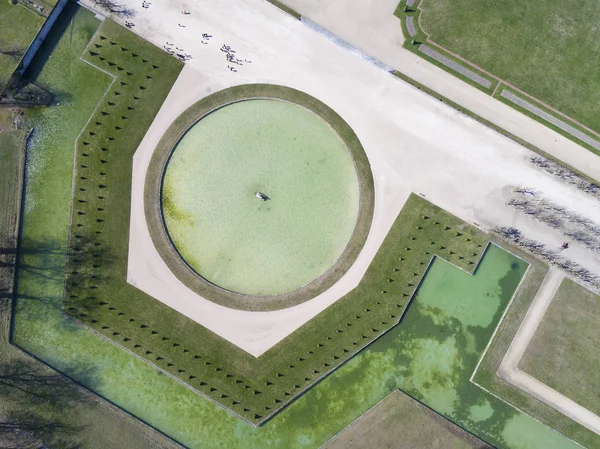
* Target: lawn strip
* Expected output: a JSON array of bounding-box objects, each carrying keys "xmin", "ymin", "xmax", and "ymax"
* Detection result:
[
  {"xmin": 264, "ymin": 0, "xmax": 301, "ymax": 20},
  {"xmin": 520, "ymin": 279, "xmax": 600, "ymax": 415}
]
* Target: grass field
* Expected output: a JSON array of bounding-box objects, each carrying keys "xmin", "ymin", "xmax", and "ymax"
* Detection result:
[
  {"xmin": 324, "ymin": 390, "xmax": 492, "ymax": 449},
  {"xmin": 520, "ymin": 279, "xmax": 600, "ymax": 415},
  {"xmin": 414, "ymin": 0, "xmax": 600, "ymax": 134},
  {"xmin": 0, "ymin": 1, "xmax": 44, "ymax": 85}
]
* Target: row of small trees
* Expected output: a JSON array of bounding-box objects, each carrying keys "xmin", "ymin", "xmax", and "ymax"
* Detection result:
[
  {"xmin": 508, "ymin": 189, "xmax": 600, "ymax": 253},
  {"xmin": 530, "ymin": 156, "xmax": 600, "ymax": 199},
  {"xmin": 495, "ymin": 226, "xmax": 600, "ymax": 289}
]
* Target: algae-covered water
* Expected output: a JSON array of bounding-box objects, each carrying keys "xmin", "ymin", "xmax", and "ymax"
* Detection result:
[{"xmin": 162, "ymin": 100, "xmax": 360, "ymax": 296}]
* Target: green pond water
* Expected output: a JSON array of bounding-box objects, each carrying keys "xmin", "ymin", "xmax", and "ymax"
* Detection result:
[
  {"xmin": 162, "ymin": 100, "xmax": 360, "ymax": 296},
  {"xmin": 13, "ymin": 9, "xmax": 583, "ymax": 449}
]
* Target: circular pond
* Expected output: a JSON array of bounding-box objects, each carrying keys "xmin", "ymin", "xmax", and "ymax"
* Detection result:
[{"xmin": 161, "ymin": 99, "xmax": 360, "ymax": 296}]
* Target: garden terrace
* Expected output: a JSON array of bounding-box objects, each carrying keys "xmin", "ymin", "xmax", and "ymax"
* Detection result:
[
  {"xmin": 67, "ymin": 121, "xmax": 487, "ymax": 430},
  {"xmin": 325, "ymin": 390, "xmax": 493, "ymax": 448},
  {"xmin": 520, "ymin": 279, "xmax": 600, "ymax": 416}
]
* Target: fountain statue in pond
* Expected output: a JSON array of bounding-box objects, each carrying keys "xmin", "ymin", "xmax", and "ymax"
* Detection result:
[{"xmin": 255, "ymin": 192, "xmax": 270, "ymax": 201}]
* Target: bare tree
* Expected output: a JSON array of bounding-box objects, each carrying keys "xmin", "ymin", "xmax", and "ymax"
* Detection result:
[
  {"xmin": 494, "ymin": 226, "xmax": 600, "ymax": 290},
  {"xmin": 0, "ymin": 360, "xmax": 84, "ymax": 405},
  {"xmin": 530, "ymin": 156, "xmax": 600, "ymax": 199},
  {"xmin": 507, "ymin": 190, "xmax": 600, "ymax": 253},
  {"xmin": 514, "ymin": 186, "xmax": 537, "ymax": 196},
  {"xmin": 0, "ymin": 411, "xmax": 81, "ymax": 449},
  {"xmin": 93, "ymin": 0, "xmax": 136, "ymax": 18}
]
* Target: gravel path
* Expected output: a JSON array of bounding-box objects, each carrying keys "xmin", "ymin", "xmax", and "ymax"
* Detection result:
[
  {"xmin": 419, "ymin": 44, "xmax": 492, "ymax": 88},
  {"xmin": 501, "ymin": 90, "xmax": 600, "ymax": 151},
  {"xmin": 281, "ymin": 0, "xmax": 600, "ymax": 182},
  {"xmin": 406, "ymin": 16, "xmax": 416, "ymax": 37},
  {"xmin": 498, "ymin": 269, "xmax": 600, "ymax": 435}
]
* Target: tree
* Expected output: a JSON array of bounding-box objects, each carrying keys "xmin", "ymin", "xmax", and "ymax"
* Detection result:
[
  {"xmin": 92, "ymin": 0, "xmax": 136, "ymax": 18},
  {"xmin": 0, "ymin": 411, "xmax": 81, "ymax": 449},
  {"xmin": 0, "ymin": 360, "xmax": 89, "ymax": 448}
]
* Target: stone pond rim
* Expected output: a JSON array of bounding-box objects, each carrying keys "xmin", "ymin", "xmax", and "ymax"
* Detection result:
[{"xmin": 144, "ymin": 84, "xmax": 375, "ymax": 312}]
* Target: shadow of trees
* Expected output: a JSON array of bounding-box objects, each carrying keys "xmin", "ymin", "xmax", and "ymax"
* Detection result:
[
  {"xmin": 0, "ymin": 411, "xmax": 82, "ymax": 449},
  {"xmin": 0, "ymin": 358, "xmax": 101, "ymax": 448},
  {"xmin": 1, "ymin": 233, "xmax": 115, "ymax": 334}
]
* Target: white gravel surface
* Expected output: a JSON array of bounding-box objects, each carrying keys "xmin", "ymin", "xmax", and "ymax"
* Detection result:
[{"xmin": 79, "ymin": 0, "xmax": 600, "ymax": 357}]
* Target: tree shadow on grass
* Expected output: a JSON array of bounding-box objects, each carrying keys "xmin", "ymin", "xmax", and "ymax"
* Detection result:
[
  {"xmin": 5, "ymin": 235, "xmax": 115, "ymax": 332},
  {"xmin": 20, "ymin": 1, "xmax": 80, "ymax": 89},
  {"xmin": 0, "ymin": 357, "xmax": 103, "ymax": 448}
]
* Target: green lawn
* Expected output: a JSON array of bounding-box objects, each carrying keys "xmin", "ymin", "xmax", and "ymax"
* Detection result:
[
  {"xmin": 0, "ymin": 2, "xmax": 44, "ymax": 85},
  {"xmin": 415, "ymin": 0, "xmax": 600, "ymax": 135},
  {"xmin": 520, "ymin": 279, "xmax": 600, "ymax": 415},
  {"xmin": 324, "ymin": 390, "xmax": 492, "ymax": 449},
  {"xmin": 54, "ymin": 17, "xmax": 491, "ymax": 425}
]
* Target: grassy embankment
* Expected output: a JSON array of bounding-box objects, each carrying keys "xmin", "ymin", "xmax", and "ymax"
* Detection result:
[
  {"xmin": 8, "ymin": 6, "xmax": 182, "ymax": 448},
  {"xmin": 0, "ymin": 1, "xmax": 44, "ymax": 85},
  {"xmin": 472, "ymin": 266, "xmax": 600, "ymax": 448}
]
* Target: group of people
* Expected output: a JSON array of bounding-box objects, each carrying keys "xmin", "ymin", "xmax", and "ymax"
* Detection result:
[
  {"xmin": 130, "ymin": 2, "xmax": 254, "ymax": 72},
  {"xmin": 221, "ymin": 45, "xmax": 251, "ymax": 73},
  {"xmin": 201, "ymin": 33, "xmax": 213, "ymax": 45},
  {"xmin": 164, "ymin": 42, "xmax": 193, "ymax": 61}
]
